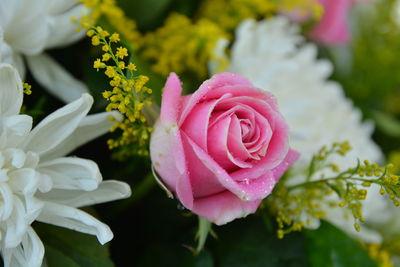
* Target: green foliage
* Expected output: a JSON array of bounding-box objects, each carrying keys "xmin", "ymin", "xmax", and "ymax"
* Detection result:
[
  {"xmin": 34, "ymin": 223, "xmax": 114, "ymax": 267},
  {"xmin": 304, "ymin": 221, "xmax": 378, "ymax": 267},
  {"xmin": 372, "ymin": 111, "xmax": 400, "ymax": 138},
  {"xmin": 210, "ymin": 217, "xmax": 308, "ymax": 267}
]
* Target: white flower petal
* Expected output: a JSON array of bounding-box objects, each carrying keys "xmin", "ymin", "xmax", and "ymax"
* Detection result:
[
  {"xmin": 46, "ymin": 4, "xmax": 88, "ymax": 49},
  {"xmin": 47, "ymin": 0, "xmax": 77, "ymax": 14},
  {"xmin": 37, "ymin": 180, "xmax": 131, "ymax": 208},
  {"xmin": 0, "ymin": 115, "xmax": 32, "ymax": 149},
  {"xmin": 0, "ymin": 63, "xmax": 23, "ymax": 116},
  {"xmin": 5, "ymin": 196, "xmax": 28, "ymax": 248},
  {"xmin": 8, "ymin": 169, "xmax": 38, "ymax": 196},
  {"xmin": 0, "ymin": 184, "xmax": 14, "ymax": 221},
  {"xmin": 23, "ymin": 93, "xmax": 93, "ymax": 155},
  {"xmin": 38, "ymin": 157, "xmax": 101, "ymax": 191},
  {"xmin": 1, "ymin": 0, "xmax": 49, "ymax": 55},
  {"xmin": 3, "ymin": 148, "xmax": 26, "ymax": 168},
  {"xmin": 38, "ymin": 202, "xmax": 113, "ymax": 245},
  {"xmin": 0, "ymin": 1, "xmax": 19, "ymax": 28},
  {"xmin": 2, "ymin": 115, "xmax": 32, "ymax": 138},
  {"xmin": 0, "ymin": 38, "xmax": 26, "ymax": 78},
  {"xmin": 2, "ymin": 227, "xmax": 44, "ymax": 267},
  {"xmin": 41, "ymin": 111, "xmax": 122, "ymax": 160},
  {"xmin": 25, "ymin": 54, "xmax": 89, "ymax": 103}
]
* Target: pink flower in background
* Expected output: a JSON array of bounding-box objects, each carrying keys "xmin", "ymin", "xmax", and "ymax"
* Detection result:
[
  {"xmin": 150, "ymin": 72, "xmax": 298, "ymax": 225},
  {"xmin": 309, "ymin": 0, "xmax": 362, "ymax": 45}
]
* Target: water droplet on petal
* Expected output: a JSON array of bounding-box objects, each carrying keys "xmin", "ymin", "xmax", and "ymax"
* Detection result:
[{"xmin": 177, "ymin": 203, "xmax": 186, "ymax": 211}]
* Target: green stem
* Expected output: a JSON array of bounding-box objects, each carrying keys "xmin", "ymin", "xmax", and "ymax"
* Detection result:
[
  {"xmin": 107, "ymin": 173, "xmax": 156, "ymax": 219},
  {"xmin": 195, "ymin": 217, "xmax": 212, "ymax": 255},
  {"xmin": 287, "ymin": 176, "xmax": 380, "ymax": 191}
]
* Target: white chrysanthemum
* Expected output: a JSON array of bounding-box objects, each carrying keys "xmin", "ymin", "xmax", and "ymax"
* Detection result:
[
  {"xmin": 0, "ymin": 0, "xmax": 89, "ymax": 103},
  {"xmin": 211, "ymin": 17, "xmax": 390, "ymax": 243},
  {"xmin": 0, "ymin": 63, "xmax": 131, "ymax": 267}
]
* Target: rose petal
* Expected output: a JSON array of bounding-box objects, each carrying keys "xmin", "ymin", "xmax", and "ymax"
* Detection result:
[
  {"xmin": 181, "ymin": 99, "xmax": 218, "ymax": 152},
  {"xmin": 179, "ymin": 73, "xmax": 253, "ymax": 125},
  {"xmin": 192, "ymin": 191, "xmax": 261, "ymax": 225},
  {"xmin": 208, "ymin": 114, "xmax": 252, "ymax": 171},
  {"xmin": 150, "ymin": 120, "xmax": 193, "ymax": 209},
  {"xmin": 271, "ymin": 149, "xmax": 300, "ymax": 181},
  {"xmin": 183, "ymin": 133, "xmax": 278, "ymax": 201},
  {"xmin": 160, "ymin": 73, "xmax": 183, "ymax": 124}
]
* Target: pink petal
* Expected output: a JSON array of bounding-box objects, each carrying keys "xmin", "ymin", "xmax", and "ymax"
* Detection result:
[
  {"xmin": 271, "ymin": 149, "xmax": 300, "ymax": 181},
  {"xmin": 309, "ymin": 0, "xmax": 353, "ymax": 45},
  {"xmin": 181, "ymin": 93, "xmax": 232, "ymax": 151},
  {"xmin": 150, "ymin": 120, "xmax": 194, "ymax": 209},
  {"xmin": 192, "ymin": 191, "xmax": 261, "ymax": 225},
  {"xmin": 227, "ymin": 115, "xmax": 253, "ymax": 161},
  {"xmin": 160, "ymin": 73, "xmax": 183, "ymax": 124},
  {"xmin": 181, "ymin": 132, "xmax": 226, "ymax": 198},
  {"xmin": 183, "ymin": 133, "xmax": 278, "ymax": 201},
  {"xmin": 207, "ymin": 114, "xmax": 252, "ymax": 171},
  {"xmin": 181, "ymin": 100, "xmax": 217, "ymax": 152},
  {"xmin": 178, "ymin": 73, "xmax": 253, "ymax": 125},
  {"xmin": 230, "ymin": 113, "xmax": 289, "ymax": 181},
  {"xmin": 206, "ymin": 85, "xmax": 280, "ymax": 112}
]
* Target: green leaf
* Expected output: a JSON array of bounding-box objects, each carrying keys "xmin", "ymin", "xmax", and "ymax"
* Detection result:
[
  {"xmin": 210, "ymin": 216, "xmax": 308, "ymax": 267},
  {"xmin": 119, "ymin": 0, "xmax": 173, "ymax": 31},
  {"xmin": 195, "ymin": 216, "xmax": 212, "ymax": 254},
  {"xmin": 372, "ymin": 111, "xmax": 400, "ymax": 138},
  {"xmin": 304, "ymin": 220, "xmax": 378, "ymax": 267},
  {"xmin": 34, "ymin": 222, "xmax": 114, "ymax": 267}
]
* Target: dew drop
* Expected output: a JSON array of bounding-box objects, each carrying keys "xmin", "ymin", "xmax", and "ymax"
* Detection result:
[{"xmin": 177, "ymin": 203, "xmax": 186, "ymax": 211}]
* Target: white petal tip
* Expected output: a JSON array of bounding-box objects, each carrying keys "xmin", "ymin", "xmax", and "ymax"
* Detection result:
[
  {"xmin": 81, "ymin": 93, "xmax": 94, "ymax": 106},
  {"xmin": 108, "ymin": 111, "xmax": 123, "ymax": 122},
  {"xmin": 97, "ymin": 225, "xmax": 114, "ymax": 245}
]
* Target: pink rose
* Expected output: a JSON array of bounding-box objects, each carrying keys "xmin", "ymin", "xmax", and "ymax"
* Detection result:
[
  {"xmin": 309, "ymin": 0, "xmax": 363, "ymax": 45},
  {"xmin": 150, "ymin": 72, "xmax": 298, "ymax": 225}
]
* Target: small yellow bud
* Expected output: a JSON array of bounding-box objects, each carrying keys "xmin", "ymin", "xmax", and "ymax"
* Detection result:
[
  {"xmin": 91, "ymin": 35, "xmax": 101, "ymax": 46},
  {"xmin": 102, "ymin": 53, "xmax": 111, "ymax": 61},
  {"xmin": 105, "ymin": 66, "xmax": 116, "ymax": 78},
  {"xmin": 87, "ymin": 29, "xmax": 95, "ymax": 37},
  {"xmin": 110, "ymin": 33, "xmax": 120, "ymax": 43},
  {"xmin": 118, "ymin": 61, "xmax": 125, "ymax": 69},
  {"xmin": 277, "ymin": 229, "xmax": 284, "ymax": 239},
  {"xmin": 116, "ymin": 47, "xmax": 128, "ymax": 59},
  {"xmin": 93, "ymin": 59, "xmax": 105, "ymax": 70},
  {"xmin": 354, "ymin": 223, "xmax": 361, "ymax": 232},
  {"xmin": 127, "ymin": 63, "xmax": 136, "ymax": 71}
]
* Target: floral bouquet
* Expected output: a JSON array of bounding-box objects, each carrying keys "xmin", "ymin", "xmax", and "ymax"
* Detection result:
[{"xmin": 1, "ymin": 0, "xmax": 400, "ymax": 266}]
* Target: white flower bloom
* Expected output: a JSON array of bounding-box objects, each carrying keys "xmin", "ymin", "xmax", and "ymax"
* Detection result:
[
  {"xmin": 0, "ymin": 0, "xmax": 89, "ymax": 103},
  {"xmin": 0, "ymin": 63, "xmax": 131, "ymax": 267},
  {"xmin": 211, "ymin": 17, "xmax": 390, "ymax": 243}
]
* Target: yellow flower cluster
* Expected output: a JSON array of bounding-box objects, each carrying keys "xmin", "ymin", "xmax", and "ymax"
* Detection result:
[
  {"xmin": 141, "ymin": 13, "xmax": 227, "ymax": 78},
  {"xmin": 89, "ymin": 26, "xmax": 153, "ymax": 158},
  {"xmin": 141, "ymin": 0, "xmax": 323, "ymax": 78},
  {"xmin": 22, "ymin": 82, "xmax": 32, "ymax": 95},
  {"xmin": 78, "ymin": 0, "xmax": 141, "ymax": 49},
  {"xmin": 197, "ymin": 0, "xmax": 277, "ymax": 32},
  {"xmin": 197, "ymin": 0, "xmax": 322, "ymax": 33},
  {"xmin": 278, "ymin": 0, "xmax": 324, "ymax": 21},
  {"xmin": 365, "ymin": 243, "xmax": 394, "ymax": 267},
  {"xmin": 266, "ymin": 142, "xmax": 400, "ymax": 238}
]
